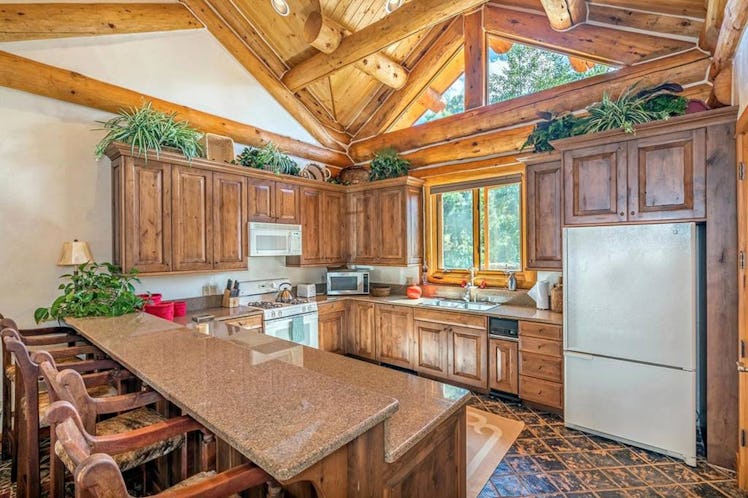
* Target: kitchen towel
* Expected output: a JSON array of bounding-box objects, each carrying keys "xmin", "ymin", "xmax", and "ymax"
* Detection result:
[
  {"xmin": 291, "ymin": 316, "xmax": 304, "ymax": 343},
  {"xmin": 528, "ymin": 280, "xmax": 550, "ymax": 310}
]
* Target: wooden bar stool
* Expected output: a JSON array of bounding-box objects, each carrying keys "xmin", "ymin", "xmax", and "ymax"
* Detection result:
[
  {"xmin": 2, "ymin": 329, "xmax": 124, "ymax": 498},
  {"xmin": 45, "ymin": 400, "xmax": 277, "ymax": 498},
  {"xmin": 37, "ymin": 353, "xmax": 200, "ymax": 497},
  {"xmin": 0, "ymin": 316, "xmax": 83, "ymax": 460}
]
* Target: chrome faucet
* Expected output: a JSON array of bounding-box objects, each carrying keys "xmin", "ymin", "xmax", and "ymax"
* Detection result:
[{"xmin": 464, "ymin": 267, "xmax": 478, "ymax": 302}]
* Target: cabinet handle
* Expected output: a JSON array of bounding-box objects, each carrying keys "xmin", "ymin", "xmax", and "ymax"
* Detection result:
[
  {"xmin": 496, "ymin": 349, "xmax": 503, "ymax": 379},
  {"xmin": 619, "ymin": 211, "xmax": 625, "ymax": 216},
  {"xmin": 630, "ymin": 211, "xmax": 635, "ymax": 216}
]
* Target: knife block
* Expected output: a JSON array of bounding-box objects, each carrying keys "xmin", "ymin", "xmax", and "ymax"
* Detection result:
[{"xmin": 222, "ymin": 290, "xmax": 239, "ymax": 308}]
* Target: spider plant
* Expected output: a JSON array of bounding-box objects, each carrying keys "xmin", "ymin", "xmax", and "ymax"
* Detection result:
[
  {"xmin": 234, "ymin": 143, "xmax": 300, "ymax": 176},
  {"xmin": 94, "ymin": 102, "xmax": 203, "ymax": 161}
]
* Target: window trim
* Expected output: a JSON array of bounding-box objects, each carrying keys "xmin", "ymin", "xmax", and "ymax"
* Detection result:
[{"xmin": 424, "ymin": 164, "xmax": 537, "ymax": 289}]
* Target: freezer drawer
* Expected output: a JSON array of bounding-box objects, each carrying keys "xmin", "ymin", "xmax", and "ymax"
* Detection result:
[{"xmin": 565, "ymin": 352, "xmax": 696, "ymax": 465}]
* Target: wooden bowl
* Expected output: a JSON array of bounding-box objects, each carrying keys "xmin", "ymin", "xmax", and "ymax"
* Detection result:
[{"xmin": 370, "ymin": 286, "xmax": 391, "ymax": 297}]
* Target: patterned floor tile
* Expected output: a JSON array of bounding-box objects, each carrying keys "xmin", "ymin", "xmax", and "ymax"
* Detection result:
[
  {"xmin": 519, "ymin": 472, "xmax": 559, "ymax": 494},
  {"xmin": 546, "ymin": 470, "xmax": 589, "ymax": 492},
  {"xmin": 683, "ymin": 482, "xmax": 732, "ymax": 497},
  {"xmin": 573, "ymin": 469, "xmax": 620, "ymax": 490},
  {"xmin": 627, "ymin": 465, "xmax": 677, "ymax": 486},
  {"xmin": 557, "ymin": 452, "xmax": 596, "ymax": 470},
  {"xmin": 533, "ymin": 453, "xmax": 568, "ymax": 472},
  {"xmin": 606, "ymin": 467, "xmax": 648, "ymax": 488}
]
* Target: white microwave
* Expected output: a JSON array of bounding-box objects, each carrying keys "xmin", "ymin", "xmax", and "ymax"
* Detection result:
[
  {"xmin": 327, "ymin": 270, "xmax": 370, "ymax": 295},
  {"xmin": 248, "ymin": 222, "xmax": 302, "ymax": 257}
]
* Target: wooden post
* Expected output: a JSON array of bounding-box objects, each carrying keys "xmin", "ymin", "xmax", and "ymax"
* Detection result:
[{"xmin": 463, "ymin": 10, "xmax": 487, "ymax": 110}]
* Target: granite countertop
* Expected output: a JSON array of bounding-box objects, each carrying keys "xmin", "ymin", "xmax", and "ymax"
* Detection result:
[
  {"xmin": 65, "ymin": 314, "xmax": 470, "ymax": 479},
  {"xmin": 316, "ymin": 295, "xmax": 563, "ymax": 326},
  {"xmin": 173, "ymin": 306, "xmax": 263, "ymax": 326}
]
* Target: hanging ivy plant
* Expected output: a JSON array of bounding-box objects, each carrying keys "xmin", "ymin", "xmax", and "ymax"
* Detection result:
[{"xmin": 369, "ymin": 148, "xmax": 410, "ymax": 181}]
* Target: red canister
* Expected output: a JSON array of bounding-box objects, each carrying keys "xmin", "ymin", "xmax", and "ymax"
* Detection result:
[
  {"xmin": 144, "ymin": 302, "xmax": 175, "ymax": 321},
  {"xmin": 166, "ymin": 300, "xmax": 187, "ymax": 317}
]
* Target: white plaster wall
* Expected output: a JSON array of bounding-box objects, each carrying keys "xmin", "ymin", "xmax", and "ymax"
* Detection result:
[
  {"xmin": 736, "ymin": 29, "xmax": 748, "ymax": 117},
  {"xmin": 0, "ymin": 29, "xmax": 324, "ymax": 327}
]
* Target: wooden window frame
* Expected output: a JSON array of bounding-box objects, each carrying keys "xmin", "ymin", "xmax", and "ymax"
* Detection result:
[{"xmin": 424, "ymin": 165, "xmax": 536, "ymax": 289}]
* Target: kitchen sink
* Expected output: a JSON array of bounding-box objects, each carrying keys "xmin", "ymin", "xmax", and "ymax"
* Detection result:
[{"xmin": 419, "ymin": 298, "xmax": 498, "ymax": 312}]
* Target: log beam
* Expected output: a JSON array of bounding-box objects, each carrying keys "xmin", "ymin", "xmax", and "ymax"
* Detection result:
[
  {"xmin": 712, "ymin": 65, "xmax": 733, "ymax": 105},
  {"xmin": 281, "ymin": 0, "xmax": 485, "ymax": 91},
  {"xmin": 349, "ymin": 49, "xmax": 710, "ymax": 160},
  {"xmin": 484, "ymin": 4, "xmax": 693, "ymax": 66},
  {"xmin": 463, "ymin": 10, "xmax": 487, "ymax": 110},
  {"xmin": 304, "ymin": 12, "xmax": 408, "ymax": 89},
  {"xmin": 419, "ymin": 88, "xmax": 447, "ymax": 113},
  {"xmin": 568, "ymin": 56, "xmax": 595, "ymax": 72},
  {"xmin": 0, "ymin": 50, "xmax": 351, "ymax": 167},
  {"xmin": 711, "ymin": 0, "xmax": 748, "ymax": 77},
  {"xmin": 701, "ymin": 0, "xmax": 729, "ymax": 52},
  {"xmin": 587, "ymin": 4, "xmax": 703, "ymax": 40},
  {"xmin": 539, "ymin": 0, "xmax": 588, "ymax": 31},
  {"xmin": 488, "ymin": 37, "xmax": 513, "ymax": 54},
  {"xmin": 0, "ymin": 3, "xmax": 202, "ymax": 41}
]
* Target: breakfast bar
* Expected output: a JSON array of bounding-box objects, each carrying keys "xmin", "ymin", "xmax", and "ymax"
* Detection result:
[{"xmin": 65, "ymin": 313, "xmax": 470, "ymax": 497}]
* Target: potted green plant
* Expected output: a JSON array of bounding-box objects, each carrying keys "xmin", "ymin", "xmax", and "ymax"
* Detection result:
[
  {"xmin": 369, "ymin": 148, "xmax": 410, "ymax": 181},
  {"xmin": 34, "ymin": 262, "xmax": 143, "ymax": 323},
  {"xmin": 233, "ymin": 142, "xmax": 300, "ymax": 176},
  {"xmin": 94, "ymin": 102, "xmax": 203, "ymax": 161}
]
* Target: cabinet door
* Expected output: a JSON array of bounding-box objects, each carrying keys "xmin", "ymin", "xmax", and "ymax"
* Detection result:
[
  {"xmin": 526, "ymin": 161, "xmax": 562, "ymax": 269},
  {"xmin": 275, "ymin": 182, "xmax": 300, "ymax": 224},
  {"xmin": 322, "ymin": 191, "xmax": 347, "ymax": 264},
  {"xmin": 213, "ymin": 172, "xmax": 247, "ymax": 270},
  {"xmin": 248, "ymin": 179, "xmax": 275, "ymax": 222},
  {"xmin": 347, "ymin": 301, "xmax": 376, "ymax": 360},
  {"xmin": 627, "ymin": 129, "xmax": 706, "ymax": 221},
  {"xmin": 564, "ymin": 143, "xmax": 627, "ymax": 225},
  {"xmin": 319, "ymin": 309, "xmax": 346, "ymax": 354},
  {"xmin": 378, "ymin": 187, "xmax": 407, "ymax": 264},
  {"xmin": 449, "ymin": 325, "xmax": 488, "ymax": 389},
  {"xmin": 376, "ymin": 305, "xmax": 414, "ymax": 369},
  {"xmin": 172, "ymin": 166, "xmax": 213, "ymax": 271},
  {"xmin": 123, "ymin": 159, "xmax": 172, "ymax": 273},
  {"xmin": 348, "ymin": 190, "xmax": 380, "ymax": 264},
  {"xmin": 414, "ymin": 320, "xmax": 449, "ymax": 378},
  {"xmin": 299, "ymin": 187, "xmax": 324, "ymax": 264},
  {"xmin": 406, "ymin": 186, "xmax": 423, "ymax": 265},
  {"xmin": 489, "ymin": 339, "xmax": 519, "ymax": 394}
]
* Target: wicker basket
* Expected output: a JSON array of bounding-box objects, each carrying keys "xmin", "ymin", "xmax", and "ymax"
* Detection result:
[
  {"xmin": 200, "ymin": 133, "xmax": 235, "ymax": 164},
  {"xmin": 370, "ymin": 285, "xmax": 391, "ymax": 297}
]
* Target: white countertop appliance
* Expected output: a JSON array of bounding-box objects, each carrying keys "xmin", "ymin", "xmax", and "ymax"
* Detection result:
[
  {"xmin": 326, "ymin": 270, "xmax": 370, "ymax": 295},
  {"xmin": 237, "ymin": 278, "xmax": 318, "ymax": 348},
  {"xmin": 563, "ymin": 223, "xmax": 702, "ymax": 466},
  {"xmin": 248, "ymin": 222, "xmax": 302, "ymax": 257},
  {"xmin": 296, "ymin": 283, "xmax": 317, "ymax": 298}
]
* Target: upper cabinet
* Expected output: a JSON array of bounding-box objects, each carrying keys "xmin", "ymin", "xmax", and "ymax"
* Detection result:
[
  {"xmin": 248, "ymin": 180, "xmax": 300, "ymax": 224},
  {"xmin": 286, "ymin": 186, "xmax": 347, "ymax": 267},
  {"xmin": 347, "ymin": 177, "xmax": 424, "ymax": 267},
  {"xmin": 554, "ymin": 115, "xmax": 710, "ymax": 226},
  {"xmin": 172, "ymin": 166, "xmax": 214, "ymax": 271},
  {"xmin": 524, "ymin": 155, "xmax": 563, "ymax": 270},
  {"xmin": 213, "ymin": 172, "xmax": 249, "ymax": 270}
]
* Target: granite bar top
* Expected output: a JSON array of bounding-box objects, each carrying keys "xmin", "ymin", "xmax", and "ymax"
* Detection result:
[
  {"xmin": 65, "ymin": 314, "xmax": 470, "ymax": 478},
  {"xmin": 316, "ymin": 295, "xmax": 563, "ymax": 326},
  {"xmin": 173, "ymin": 306, "xmax": 263, "ymax": 326}
]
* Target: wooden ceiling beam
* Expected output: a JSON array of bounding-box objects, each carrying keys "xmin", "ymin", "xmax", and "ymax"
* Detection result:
[
  {"xmin": 349, "ymin": 49, "xmax": 710, "ymax": 161},
  {"xmin": 464, "ymin": 10, "xmax": 487, "ymax": 110},
  {"xmin": 484, "ymin": 4, "xmax": 694, "ymax": 66},
  {"xmin": 711, "ymin": 0, "xmax": 748, "ymax": 77},
  {"xmin": 538, "ymin": 0, "xmax": 587, "ymax": 31},
  {"xmin": 702, "ymin": 0, "xmax": 729, "ymax": 51},
  {"xmin": 587, "ymin": 4, "xmax": 703, "ymax": 40},
  {"xmin": 568, "ymin": 56, "xmax": 595, "ymax": 72},
  {"xmin": 281, "ymin": 0, "xmax": 486, "ymax": 92},
  {"xmin": 353, "ymin": 17, "xmax": 464, "ymax": 143},
  {"xmin": 419, "ymin": 88, "xmax": 447, "ymax": 113},
  {"xmin": 180, "ymin": 0, "xmax": 350, "ymax": 151},
  {"xmin": 0, "ymin": 3, "xmax": 202, "ymax": 41},
  {"xmin": 488, "ymin": 37, "xmax": 513, "ymax": 54},
  {"xmin": 409, "ymin": 155, "xmax": 520, "ymax": 179},
  {"xmin": 304, "ymin": 12, "xmax": 407, "ymax": 89},
  {"xmin": 589, "ymin": 0, "xmax": 706, "ymax": 18},
  {"xmin": 0, "ymin": 50, "xmax": 351, "ymax": 166}
]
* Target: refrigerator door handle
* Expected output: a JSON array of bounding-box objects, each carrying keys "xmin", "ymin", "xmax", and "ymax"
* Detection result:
[{"xmin": 566, "ymin": 351, "xmax": 596, "ymax": 361}]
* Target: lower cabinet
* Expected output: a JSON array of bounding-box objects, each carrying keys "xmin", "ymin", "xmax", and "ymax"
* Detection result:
[
  {"xmin": 489, "ymin": 339, "xmax": 519, "ymax": 394},
  {"xmin": 346, "ymin": 301, "xmax": 377, "ymax": 360},
  {"xmin": 376, "ymin": 305, "xmax": 415, "ymax": 369},
  {"xmin": 318, "ymin": 301, "xmax": 346, "ymax": 354},
  {"xmin": 448, "ymin": 325, "xmax": 487, "ymax": 389},
  {"xmin": 519, "ymin": 321, "xmax": 564, "ymax": 411},
  {"xmin": 414, "ymin": 320, "xmax": 449, "ymax": 377}
]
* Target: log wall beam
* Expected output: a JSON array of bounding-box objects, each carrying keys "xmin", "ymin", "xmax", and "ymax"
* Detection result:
[
  {"xmin": 587, "ymin": 4, "xmax": 703, "ymax": 40},
  {"xmin": 484, "ymin": 4, "xmax": 694, "ymax": 66},
  {"xmin": 711, "ymin": 0, "xmax": 748, "ymax": 76},
  {"xmin": 349, "ymin": 49, "xmax": 710, "ymax": 161},
  {"xmin": 463, "ymin": 10, "xmax": 487, "ymax": 110},
  {"xmin": 539, "ymin": 0, "xmax": 588, "ymax": 31},
  {"xmin": 0, "ymin": 3, "xmax": 203, "ymax": 41},
  {"xmin": 281, "ymin": 0, "xmax": 485, "ymax": 92},
  {"xmin": 180, "ymin": 0, "xmax": 350, "ymax": 151},
  {"xmin": 0, "ymin": 50, "xmax": 351, "ymax": 167},
  {"xmin": 702, "ymin": 0, "xmax": 729, "ymax": 51}
]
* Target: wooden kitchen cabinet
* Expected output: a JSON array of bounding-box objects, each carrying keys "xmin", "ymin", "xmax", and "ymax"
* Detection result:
[
  {"xmin": 489, "ymin": 339, "xmax": 519, "ymax": 394},
  {"xmin": 213, "ymin": 172, "xmax": 248, "ymax": 270},
  {"xmin": 376, "ymin": 305, "xmax": 415, "ymax": 369},
  {"xmin": 248, "ymin": 179, "xmax": 299, "ymax": 224},
  {"xmin": 288, "ymin": 187, "xmax": 347, "ymax": 267},
  {"xmin": 318, "ymin": 301, "xmax": 346, "ymax": 354},
  {"xmin": 347, "ymin": 301, "xmax": 377, "ymax": 360},
  {"xmin": 297, "ymin": 187, "xmax": 324, "ymax": 264},
  {"xmin": 449, "ymin": 324, "xmax": 487, "ymax": 389},
  {"xmin": 347, "ymin": 177, "xmax": 423, "ymax": 266},
  {"xmin": 415, "ymin": 320, "xmax": 449, "ymax": 377},
  {"xmin": 518, "ymin": 321, "xmax": 563, "ymax": 411},
  {"xmin": 172, "ymin": 166, "xmax": 214, "ymax": 271},
  {"xmin": 322, "ymin": 190, "xmax": 347, "ymax": 263},
  {"xmin": 524, "ymin": 154, "xmax": 563, "ymax": 270}
]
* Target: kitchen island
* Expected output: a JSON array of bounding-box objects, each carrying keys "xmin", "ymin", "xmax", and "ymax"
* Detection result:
[{"xmin": 65, "ymin": 313, "xmax": 470, "ymax": 498}]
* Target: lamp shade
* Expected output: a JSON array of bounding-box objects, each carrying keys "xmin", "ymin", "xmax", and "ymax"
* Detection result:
[{"xmin": 57, "ymin": 240, "xmax": 93, "ymax": 266}]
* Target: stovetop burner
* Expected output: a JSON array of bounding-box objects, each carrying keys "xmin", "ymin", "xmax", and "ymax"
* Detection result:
[{"xmin": 245, "ymin": 301, "xmax": 284, "ymax": 309}]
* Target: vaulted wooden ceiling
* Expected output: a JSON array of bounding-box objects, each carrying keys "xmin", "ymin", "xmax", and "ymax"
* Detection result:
[{"xmin": 1, "ymin": 0, "xmax": 745, "ymax": 169}]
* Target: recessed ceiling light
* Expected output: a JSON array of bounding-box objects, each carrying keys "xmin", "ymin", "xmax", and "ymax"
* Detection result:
[
  {"xmin": 385, "ymin": 0, "xmax": 403, "ymax": 14},
  {"xmin": 270, "ymin": 0, "xmax": 290, "ymax": 16}
]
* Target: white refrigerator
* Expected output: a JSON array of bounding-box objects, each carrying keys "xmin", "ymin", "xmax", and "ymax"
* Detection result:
[{"xmin": 563, "ymin": 223, "xmax": 700, "ymax": 466}]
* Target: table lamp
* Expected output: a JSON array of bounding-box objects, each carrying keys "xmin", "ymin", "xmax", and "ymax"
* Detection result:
[{"xmin": 57, "ymin": 239, "xmax": 94, "ymax": 267}]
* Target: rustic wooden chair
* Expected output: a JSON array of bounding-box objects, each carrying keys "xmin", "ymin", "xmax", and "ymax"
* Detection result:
[
  {"xmin": 37, "ymin": 352, "xmax": 202, "ymax": 496},
  {"xmin": 2, "ymin": 329, "xmax": 124, "ymax": 498},
  {"xmin": 45, "ymin": 400, "xmax": 277, "ymax": 498},
  {"xmin": 0, "ymin": 316, "xmax": 83, "ymax": 460}
]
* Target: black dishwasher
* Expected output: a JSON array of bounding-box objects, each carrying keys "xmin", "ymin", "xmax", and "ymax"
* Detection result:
[{"xmin": 488, "ymin": 317, "xmax": 519, "ymax": 341}]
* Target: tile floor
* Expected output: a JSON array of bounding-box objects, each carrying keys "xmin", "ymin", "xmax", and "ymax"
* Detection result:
[{"xmin": 471, "ymin": 393, "xmax": 746, "ymax": 498}]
